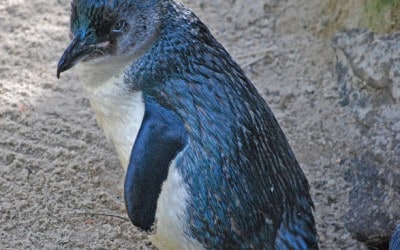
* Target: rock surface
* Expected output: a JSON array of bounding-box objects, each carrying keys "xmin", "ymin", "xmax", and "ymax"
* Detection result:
[{"xmin": 334, "ymin": 30, "xmax": 400, "ymax": 248}]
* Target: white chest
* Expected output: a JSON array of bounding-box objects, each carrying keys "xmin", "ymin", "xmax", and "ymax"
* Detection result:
[
  {"xmin": 89, "ymin": 89, "xmax": 144, "ymax": 171},
  {"xmin": 78, "ymin": 63, "xmax": 145, "ymax": 171},
  {"xmin": 151, "ymin": 151, "xmax": 204, "ymax": 250}
]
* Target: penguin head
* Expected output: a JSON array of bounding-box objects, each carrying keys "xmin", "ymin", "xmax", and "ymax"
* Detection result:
[{"xmin": 57, "ymin": 0, "xmax": 161, "ymax": 78}]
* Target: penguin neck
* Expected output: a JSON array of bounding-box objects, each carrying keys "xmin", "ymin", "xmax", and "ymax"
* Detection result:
[{"xmin": 125, "ymin": 2, "xmax": 231, "ymax": 91}]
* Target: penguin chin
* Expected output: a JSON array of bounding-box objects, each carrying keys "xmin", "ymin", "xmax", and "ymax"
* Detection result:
[
  {"xmin": 79, "ymin": 57, "xmax": 124, "ymax": 74},
  {"xmin": 81, "ymin": 54, "xmax": 102, "ymax": 64},
  {"xmin": 81, "ymin": 54, "xmax": 109, "ymax": 65}
]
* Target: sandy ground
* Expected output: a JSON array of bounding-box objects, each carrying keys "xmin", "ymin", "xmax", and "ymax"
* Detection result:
[{"xmin": 0, "ymin": 0, "xmax": 371, "ymax": 249}]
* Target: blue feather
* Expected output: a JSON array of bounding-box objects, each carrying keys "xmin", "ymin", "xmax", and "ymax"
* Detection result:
[{"xmin": 390, "ymin": 224, "xmax": 400, "ymax": 250}]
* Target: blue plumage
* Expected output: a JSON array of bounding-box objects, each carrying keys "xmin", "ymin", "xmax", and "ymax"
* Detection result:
[
  {"xmin": 124, "ymin": 5, "xmax": 318, "ymax": 247},
  {"xmin": 57, "ymin": 0, "xmax": 319, "ymax": 249},
  {"xmin": 390, "ymin": 224, "xmax": 400, "ymax": 250}
]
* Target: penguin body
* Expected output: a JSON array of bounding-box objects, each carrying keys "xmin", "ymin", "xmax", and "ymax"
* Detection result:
[{"xmin": 57, "ymin": 0, "xmax": 319, "ymax": 249}]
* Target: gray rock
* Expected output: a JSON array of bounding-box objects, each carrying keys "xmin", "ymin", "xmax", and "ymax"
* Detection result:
[
  {"xmin": 334, "ymin": 29, "xmax": 400, "ymax": 95},
  {"xmin": 334, "ymin": 30, "xmax": 400, "ymax": 122},
  {"xmin": 343, "ymin": 154, "xmax": 400, "ymax": 248},
  {"xmin": 334, "ymin": 29, "xmax": 400, "ymax": 248}
]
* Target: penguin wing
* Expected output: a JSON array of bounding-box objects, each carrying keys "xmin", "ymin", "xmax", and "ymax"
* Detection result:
[{"xmin": 124, "ymin": 96, "xmax": 188, "ymax": 231}]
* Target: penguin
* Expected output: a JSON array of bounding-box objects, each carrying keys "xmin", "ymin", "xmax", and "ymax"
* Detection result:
[
  {"xmin": 390, "ymin": 224, "xmax": 400, "ymax": 250},
  {"xmin": 57, "ymin": 0, "xmax": 319, "ymax": 249}
]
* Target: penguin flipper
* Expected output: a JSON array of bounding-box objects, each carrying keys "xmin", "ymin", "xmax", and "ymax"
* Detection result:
[{"xmin": 124, "ymin": 97, "xmax": 188, "ymax": 231}]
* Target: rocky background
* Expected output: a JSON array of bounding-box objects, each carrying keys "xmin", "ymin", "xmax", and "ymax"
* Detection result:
[{"xmin": 0, "ymin": 0, "xmax": 398, "ymax": 249}]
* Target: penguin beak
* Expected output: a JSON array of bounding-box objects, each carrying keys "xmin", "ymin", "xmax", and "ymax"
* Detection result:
[{"xmin": 57, "ymin": 36, "xmax": 96, "ymax": 79}]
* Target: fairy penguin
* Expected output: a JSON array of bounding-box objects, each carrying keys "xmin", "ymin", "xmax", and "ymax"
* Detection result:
[{"xmin": 57, "ymin": 0, "xmax": 319, "ymax": 249}]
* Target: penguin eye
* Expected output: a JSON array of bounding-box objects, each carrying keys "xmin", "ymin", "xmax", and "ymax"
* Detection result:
[{"xmin": 112, "ymin": 20, "xmax": 126, "ymax": 33}]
